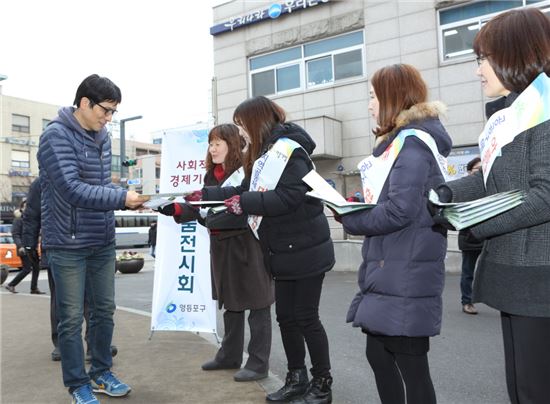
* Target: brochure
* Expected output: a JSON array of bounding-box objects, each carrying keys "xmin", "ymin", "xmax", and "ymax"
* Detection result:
[
  {"xmin": 302, "ymin": 170, "xmax": 376, "ymax": 216},
  {"xmin": 429, "ymin": 189, "xmax": 525, "ymax": 230},
  {"xmin": 143, "ymin": 196, "xmax": 176, "ymax": 210},
  {"xmin": 141, "ymin": 192, "xmax": 191, "ymax": 198},
  {"xmin": 187, "ymin": 200, "xmax": 226, "ymax": 207},
  {"xmin": 306, "ymin": 191, "xmax": 375, "ymax": 216}
]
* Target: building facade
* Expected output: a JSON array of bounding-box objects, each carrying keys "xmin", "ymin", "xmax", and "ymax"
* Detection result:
[
  {"xmin": 210, "ymin": 0, "xmax": 549, "ymax": 242},
  {"xmin": 0, "ymin": 95, "xmax": 59, "ymax": 219}
]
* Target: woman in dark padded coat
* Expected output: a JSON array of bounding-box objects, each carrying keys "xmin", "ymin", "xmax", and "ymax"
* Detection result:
[
  {"xmin": 195, "ymin": 97, "xmax": 335, "ymax": 404},
  {"xmin": 158, "ymin": 124, "xmax": 274, "ymax": 382},
  {"xmin": 343, "ymin": 64, "xmax": 451, "ymax": 404}
]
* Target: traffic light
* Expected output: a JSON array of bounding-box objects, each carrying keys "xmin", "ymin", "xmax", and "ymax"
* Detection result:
[{"xmin": 122, "ymin": 159, "xmax": 137, "ymax": 167}]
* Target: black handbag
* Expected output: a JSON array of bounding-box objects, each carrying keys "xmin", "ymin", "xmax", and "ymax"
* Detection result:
[{"xmin": 204, "ymin": 210, "xmax": 248, "ymax": 230}]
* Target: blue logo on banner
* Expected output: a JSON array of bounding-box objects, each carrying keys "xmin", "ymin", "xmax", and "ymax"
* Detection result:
[
  {"xmin": 268, "ymin": 3, "xmax": 282, "ymax": 19},
  {"xmin": 166, "ymin": 303, "xmax": 177, "ymax": 313}
]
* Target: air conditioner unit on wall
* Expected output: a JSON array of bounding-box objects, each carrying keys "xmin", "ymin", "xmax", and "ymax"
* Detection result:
[{"xmin": 292, "ymin": 115, "xmax": 342, "ymax": 159}]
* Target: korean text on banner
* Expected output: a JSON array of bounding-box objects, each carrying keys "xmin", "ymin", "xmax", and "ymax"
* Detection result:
[{"xmin": 150, "ymin": 128, "xmax": 217, "ymax": 333}]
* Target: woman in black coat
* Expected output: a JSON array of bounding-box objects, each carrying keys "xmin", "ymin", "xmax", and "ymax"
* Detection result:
[
  {"xmin": 158, "ymin": 124, "xmax": 274, "ymax": 382},
  {"xmin": 200, "ymin": 97, "xmax": 335, "ymax": 404}
]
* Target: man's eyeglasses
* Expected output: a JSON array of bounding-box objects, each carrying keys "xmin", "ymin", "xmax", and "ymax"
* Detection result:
[
  {"xmin": 476, "ymin": 55, "xmax": 489, "ymax": 66},
  {"xmin": 92, "ymin": 102, "xmax": 118, "ymax": 117}
]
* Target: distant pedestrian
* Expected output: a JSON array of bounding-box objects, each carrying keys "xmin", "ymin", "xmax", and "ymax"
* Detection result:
[
  {"xmin": 19, "ymin": 177, "xmax": 59, "ymax": 360},
  {"xmin": 148, "ymin": 221, "xmax": 157, "ymax": 258},
  {"xmin": 343, "ymin": 64, "xmax": 451, "ymax": 404},
  {"xmin": 458, "ymin": 157, "xmax": 482, "ymax": 315},
  {"xmin": 37, "ymin": 74, "xmax": 149, "ymax": 403},
  {"xmin": 4, "ymin": 199, "xmax": 45, "ymax": 294}
]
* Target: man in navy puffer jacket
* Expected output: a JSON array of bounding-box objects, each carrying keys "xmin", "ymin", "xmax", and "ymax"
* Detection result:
[{"xmin": 37, "ymin": 74, "xmax": 148, "ymax": 404}]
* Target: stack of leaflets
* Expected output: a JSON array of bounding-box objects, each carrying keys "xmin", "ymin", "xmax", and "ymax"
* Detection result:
[
  {"xmin": 428, "ymin": 189, "xmax": 525, "ymax": 230},
  {"xmin": 302, "ymin": 170, "xmax": 376, "ymax": 216},
  {"xmin": 144, "ymin": 195, "xmax": 227, "ymax": 212},
  {"xmin": 142, "ymin": 192, "xmax": 200, "ymax": 210}
]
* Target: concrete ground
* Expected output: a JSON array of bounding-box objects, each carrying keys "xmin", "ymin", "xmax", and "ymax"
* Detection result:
[{"xmin": 0, "ymin": 293, "xmax": 268, "ymax": 404}]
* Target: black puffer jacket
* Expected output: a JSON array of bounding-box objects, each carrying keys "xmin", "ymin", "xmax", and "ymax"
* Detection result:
[
  {"xmin": 11, "ymin": 213, "xmax": 24, "ymax": 253},
  {"xmin": 202, "ymin": 123, "xmax": 335, "ymax": 280},
  {"xmin": 22, "ymin": 178, "xmax": 41, "ymax": 249}
]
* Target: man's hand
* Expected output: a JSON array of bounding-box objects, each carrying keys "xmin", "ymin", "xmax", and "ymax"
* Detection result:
[
  {"xmin": 125, "ymin": 191, "xmax": 150, "ymax": 209},
  {"xmin": 224, "ymin": 195, "xmax": 243, "ymax": 215},
  {"xmin": 184, "ymin": 190, "xmax": 202, "ymax": 202},
  {"xmin": 17, "ymin": 247, "xmax": 27, "ymax": 256}
]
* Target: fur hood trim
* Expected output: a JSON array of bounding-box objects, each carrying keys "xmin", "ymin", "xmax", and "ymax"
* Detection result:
[{"xmin": 375, "ymin": 101, "xmax": 447, "ymax": 147}]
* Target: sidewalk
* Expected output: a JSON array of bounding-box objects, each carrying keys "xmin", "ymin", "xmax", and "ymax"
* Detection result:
[{"xmin": 0, "ymin": 292, "xmax": 270, "ymax": 403}]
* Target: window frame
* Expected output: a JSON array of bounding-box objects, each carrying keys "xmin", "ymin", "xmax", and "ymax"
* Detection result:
[
  {"xmin": 42, "ymin": 119, "xmax": 51, "ymax": 131},
  {"xmin": 437, "ymin": 0, "xmax": 550, "ymax": 64},
  {"xmin": 12, "ymin": 114, "xmax": 30, "ymax": 133},
  {"xmin": 11, "ymin": 150, "xmax": 30, "ymax": 169},
  {"xmin": 248, "ymin": 29, "xmax": 365, "ymax": 98}
]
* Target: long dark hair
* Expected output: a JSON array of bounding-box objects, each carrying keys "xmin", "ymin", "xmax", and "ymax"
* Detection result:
[
  {"xmin": 473, "ymin": 8, "xmax": 550, "ymax": 93},
  {"xmin": 233, "ymin": 96, "xmax": 286, "ymax": 177},
  {"xmin": 371, "ymin": 64, "xmax": 427, "ymax": 137},
  {"xmin": 204, "ymin": 124, "xmax": 243, "ymax": 177}
]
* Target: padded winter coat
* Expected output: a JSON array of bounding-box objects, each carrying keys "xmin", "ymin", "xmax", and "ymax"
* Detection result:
[
  {"xmin": 37, "ymin": 107, "xmax": 127, "ymax": 249},
  {"xmin": 344, "ymin": 102, "xmax": 452, "ymax": 337}
]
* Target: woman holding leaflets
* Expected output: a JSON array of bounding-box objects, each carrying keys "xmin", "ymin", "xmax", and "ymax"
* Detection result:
[
  {"xmin": 433, "ymin": 8, "xmax": 550, "ymax": 404},
  {"xmin": 342, "ymin": 64, "xmax": 452, "ymax": 404},
  {"xmin": 193, "ymin": 96, "xmax": 335, "ymax": 404},
  {"xmin": 158, "ymin": 124, "xmax": 274, "ymax": 383}
]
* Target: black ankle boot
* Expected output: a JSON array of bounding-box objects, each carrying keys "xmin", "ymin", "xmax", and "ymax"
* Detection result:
[
  {"xmin": 290, "ymin": 376, "xmax": 332, "ymax": 404},
  {"xmin": 266, "ymin": 367, "xmax": 309, "ymax": 402}
]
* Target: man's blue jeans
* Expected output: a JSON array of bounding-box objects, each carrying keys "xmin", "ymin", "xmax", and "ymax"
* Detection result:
[{"xmin": 48, "ymin": 243, "xmax": 116, "ymax": 389}]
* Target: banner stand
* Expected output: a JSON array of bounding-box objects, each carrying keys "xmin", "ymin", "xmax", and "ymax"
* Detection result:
[{"xmin": 150, "ymin": 127, "xmax": 217, "ymax": 335}]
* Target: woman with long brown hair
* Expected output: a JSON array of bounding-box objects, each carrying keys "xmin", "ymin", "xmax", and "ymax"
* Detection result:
[
  {"xmin": 433, "ymin": 8, "xmax": 550, "ymax": 403},
  {"xmin": 158, "ymin": 123, "xmax": 274, "ymax": 382},
  {"xmin": 199, "ymin": 97, "xmax": 335, "ymax": 403},
  {"xmin": 343, "ymin": 64, "xmax": 452, "ymax": 404}
]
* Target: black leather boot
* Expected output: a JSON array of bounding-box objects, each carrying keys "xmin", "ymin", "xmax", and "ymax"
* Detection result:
[
  {"xmin": 266, "ymin": 367, "xmax": 309, "ymax": 402},
  {"xmin": 290, "ymin": 376, "xmax": 333, "ymax": 404}
]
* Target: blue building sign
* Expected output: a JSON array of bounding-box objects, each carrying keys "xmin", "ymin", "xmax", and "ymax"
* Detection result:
[{"xmin": 210, "ymin": 0, "xmax": 330, "ymax": 36}]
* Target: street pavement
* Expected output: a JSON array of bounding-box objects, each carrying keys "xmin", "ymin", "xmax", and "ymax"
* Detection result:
[{"xmin": 1, "ymin": 249, "xmax": 509, "ymax": 403}]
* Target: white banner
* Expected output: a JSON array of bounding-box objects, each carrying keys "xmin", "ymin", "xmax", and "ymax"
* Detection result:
[{"xmin": 151, "ymin": 128, "xmax": 217, "ymax": 333}]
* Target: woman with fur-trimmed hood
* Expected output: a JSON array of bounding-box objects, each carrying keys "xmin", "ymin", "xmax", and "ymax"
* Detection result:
[{"xmin": 342, "ymin": 64, "xmax": 451, "ymax": 404}]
